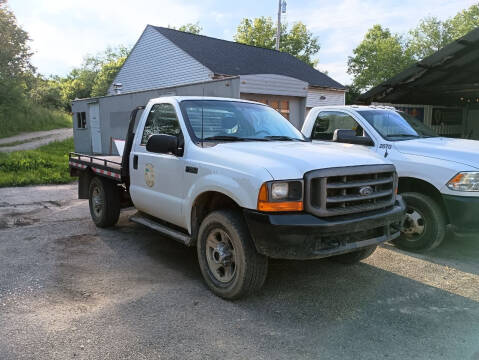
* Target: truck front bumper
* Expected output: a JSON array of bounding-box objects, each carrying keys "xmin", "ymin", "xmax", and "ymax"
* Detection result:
[
  {"xmin": 443, "ymin": 194, "xmax": 479, "ymax": 234},
  {"xmin": 243, "ymin": 197, "xmax": 406, "ymax": 260}
]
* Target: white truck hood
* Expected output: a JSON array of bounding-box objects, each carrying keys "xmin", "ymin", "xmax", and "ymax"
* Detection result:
[
  {"xmin": 209, "ymin": 141, "xmax": 391, "ymax": 180},
  {"xmin": 395, "ymin": 137, "xmax": 479, "ymax": 169}
]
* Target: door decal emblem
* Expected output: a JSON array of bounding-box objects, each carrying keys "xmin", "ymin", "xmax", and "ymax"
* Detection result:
[{"xmin": 145, "ymin": 163, "xmax": 155, "ymax": 187}]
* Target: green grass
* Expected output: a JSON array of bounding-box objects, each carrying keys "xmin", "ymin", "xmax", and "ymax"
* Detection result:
[
  {"xmin": 0, "ymin": 106, "xmax": 72, "ymax": 139},
  {"xmin": 0, "ymin": 137, "xmax": 75, "ymax": 187}
]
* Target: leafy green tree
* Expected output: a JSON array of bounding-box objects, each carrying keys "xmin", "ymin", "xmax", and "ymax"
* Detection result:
[
  {"xmin": 234, "ymin": 16, "xmax": 320, "ymax": 66},
  {"xmin": 0, "ymin": 0, "xmax": 34, "ymax": 112},
  {"xmin": 347, "ymin": 25, "xmax": 414, "ymax": 92},
  {"xmin": 234, "ymin": 17, "xmax": 277, "ymax": 49},
  {"xmin": 408, "ymin": 17, "xmax": 453, "ymax": 60},
  {"xmin": 28, "ymin": 76, "xmax": 64, "ymax": 109},
  {"xmin": 176, "ymin": 22, "xmax": 202, "ymax": 34},
  {"xmin": 58, "ymin": 46, "xmax": 129, "ymax": 108},
  {"xmin": 408, "ymin": 4, "xmax": 479, "ymax": 60},
  {"xmin": 446, "ymin": 3, "xmax": 479, "ymax": 41}
]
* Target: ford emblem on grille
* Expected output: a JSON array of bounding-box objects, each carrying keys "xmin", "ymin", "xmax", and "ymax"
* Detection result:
[{"xmin": 359, "ymin": 185, "xmax": 374, "ymax": 196}]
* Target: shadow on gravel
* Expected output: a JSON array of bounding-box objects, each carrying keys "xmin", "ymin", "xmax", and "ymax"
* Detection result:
[{"xmin": 383, "ymin": 233, "xmax": 479, "ymax": 276}]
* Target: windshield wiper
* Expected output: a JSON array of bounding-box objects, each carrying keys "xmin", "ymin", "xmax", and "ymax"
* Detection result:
[
  {"xmin": 203, "ymin": 136, "xmax": 246, "ymax": 141},
  {"xmin": 264, "ymin": 135, "xmax": 305, "ymax": 142}
]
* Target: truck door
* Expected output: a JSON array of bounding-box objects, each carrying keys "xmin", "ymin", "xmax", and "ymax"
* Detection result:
[
  {"xmin": 88, "ymin": 102, "xmax": 102, "ymax": 154},
  {"xmin": 129, "ymin": 103, "xmax": 185, "ymax": 227}
]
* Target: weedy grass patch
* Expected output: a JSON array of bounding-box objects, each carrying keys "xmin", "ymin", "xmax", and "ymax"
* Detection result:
[
  {"xmin": 0, "ymin": 138, "xmax": 75, "ymax": 187},
  {"xmin": 0, "ymin": 107, "xmax": 72, "ymax": 139}
]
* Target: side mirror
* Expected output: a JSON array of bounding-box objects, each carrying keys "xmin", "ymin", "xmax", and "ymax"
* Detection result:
[
  {"xmin": 146, "ymin": 134, "xmax": 178, "ymax": 155},
  {"xmin": 333, "ymin": 129, "xmax": 374, "ymax": 146}
]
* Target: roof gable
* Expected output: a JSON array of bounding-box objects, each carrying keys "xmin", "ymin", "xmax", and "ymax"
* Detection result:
[{"xmin": 151, "ymin": 25, "xmax": 345, "ymax": 90}]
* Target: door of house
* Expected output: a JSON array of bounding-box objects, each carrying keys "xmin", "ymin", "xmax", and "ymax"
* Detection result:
[{"xmin": 88, "ymin": 103, "xmax": 102, "ymax": 154}]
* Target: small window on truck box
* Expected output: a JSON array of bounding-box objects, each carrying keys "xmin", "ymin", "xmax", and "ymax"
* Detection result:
[{"xmin": 76, "ymin": 112, "xmax": 86, "ymax": 129}]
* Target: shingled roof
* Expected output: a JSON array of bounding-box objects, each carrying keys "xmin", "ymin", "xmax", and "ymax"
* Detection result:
[{"xmin": 152, "ymin": 26, "xmax": 345, "ymax": 90}]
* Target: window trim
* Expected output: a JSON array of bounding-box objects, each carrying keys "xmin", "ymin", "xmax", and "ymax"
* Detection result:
[{"xmin": 76, "ymin": 112, "xmax": 87, "ymax": 129}]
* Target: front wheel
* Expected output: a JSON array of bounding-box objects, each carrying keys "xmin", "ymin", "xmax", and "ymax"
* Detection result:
[
  {"xmin": 391, "ymin": 192, "xmax": 446, "ymax": 251},
  {"xmin": 197, "ymin": 210, "xmax": 268, "ymax": 300}
]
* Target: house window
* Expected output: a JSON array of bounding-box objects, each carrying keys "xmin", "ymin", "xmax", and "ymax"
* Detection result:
[{"xmin": 76, "ymin": 112, "xmax": 86, "ymax": 129}]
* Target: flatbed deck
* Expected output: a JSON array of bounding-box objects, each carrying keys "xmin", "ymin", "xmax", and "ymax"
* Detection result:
[{"xmin": 69, "ymin": 152, "xmax": 123, "ymax": 181}]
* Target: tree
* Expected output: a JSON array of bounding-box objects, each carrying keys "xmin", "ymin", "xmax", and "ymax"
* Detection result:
[
  {"xmin": 446, "ymin": 3, "xmax": 479, "ymax": 41},
  {"xmin": 234, "ymin": 16, "xmax": 320, "ymax": 66},
  {"xmin": 347, "ymin": 25, "xmax": 414, "ymax": 92},
  {"xmin": 0, "ymin": 0, "xmax": 34, "ymax": 111},
  {"xmin": 408, "ymin": 4, "xmax": 479, "ymax": 60},
  {"xmin": 59, "ymin": 46, "xmax": 129, "ymax": 108},
  {"xmin": 408, "ymin": 17, "xmax": 453, "ymax": 60},
  {"xmin": 170, "ymin": 22, "xmax": 202, "ymax": 34}
]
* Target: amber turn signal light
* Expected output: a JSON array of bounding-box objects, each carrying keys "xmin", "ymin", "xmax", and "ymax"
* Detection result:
[{"xmin": 257, "ymin": 183, "xmax": 304, "ymax": 212}]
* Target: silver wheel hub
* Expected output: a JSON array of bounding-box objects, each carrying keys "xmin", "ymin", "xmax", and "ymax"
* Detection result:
[
  {"xmin": 205, "ymin": 229, "xmax": 236, "ymax": 283},
  {"xmin": 401, "ymin": 207, "xmax": 425, "ymax": 239},
  {"xmin": 92, "ymin": 186, "xmax": 104, "ymax": 217}
]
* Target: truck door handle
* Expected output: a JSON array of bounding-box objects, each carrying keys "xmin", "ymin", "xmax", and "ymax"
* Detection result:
[{"xmin": 133, "ymin": 155, "xmax": 138, "ymax": 170}]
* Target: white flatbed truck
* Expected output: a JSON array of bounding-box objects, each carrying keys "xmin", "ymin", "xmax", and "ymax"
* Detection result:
[{"xmin": 69, "ymin": 97, "xmax": 405, "ymax": 299}]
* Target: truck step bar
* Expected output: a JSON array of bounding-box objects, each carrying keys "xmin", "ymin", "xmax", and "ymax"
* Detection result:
[{"xmin": 130, "ymin": 214, "xmax": 193, "ymax": 246}]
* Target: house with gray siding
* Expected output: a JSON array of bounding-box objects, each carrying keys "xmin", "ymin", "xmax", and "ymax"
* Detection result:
[{"xmin": 110, "ymin": 25, "xmax": 346, "ymax": 129}]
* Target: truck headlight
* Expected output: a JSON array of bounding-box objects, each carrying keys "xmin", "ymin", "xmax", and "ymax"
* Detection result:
[
  {"xmin": 446, "ymin": 172, "xmax": 479, "ymax": 192},
  {"xmin": 257, "ymin": 180, "xmax": 303, "ymax": 211}
]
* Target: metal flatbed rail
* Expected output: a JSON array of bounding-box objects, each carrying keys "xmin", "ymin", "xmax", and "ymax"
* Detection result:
[{"xmin": 69, "ymin": 152, "xmax": 122, "ymax": 181}]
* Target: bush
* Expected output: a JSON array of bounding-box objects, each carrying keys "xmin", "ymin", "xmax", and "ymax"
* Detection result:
[{"xmin": 0, "ymin": 137, "xmax": 74, "ymax": 187}]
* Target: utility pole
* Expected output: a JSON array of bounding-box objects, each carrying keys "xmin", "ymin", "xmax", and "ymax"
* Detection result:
[{"xmin": 276, "ymin": 0, "xmax": 286, "ymax": 51}]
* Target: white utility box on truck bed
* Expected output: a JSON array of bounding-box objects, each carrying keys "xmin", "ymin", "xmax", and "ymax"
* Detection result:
[
  {"xmin": 302, "ymin": 105, "xmax": 479, "ymax": 251},
  {"xmin": 69, "ymin": 97, "xmax": 405, "ymax": 299}
]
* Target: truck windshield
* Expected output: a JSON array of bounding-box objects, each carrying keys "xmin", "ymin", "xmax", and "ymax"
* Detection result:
[
  {"xmin": 357, "ymin": 110, "xmax": 438, "ymax": 141},
  {"xmin": 179, "ymin": 100, "xmax": 306, "ymax": 142}
]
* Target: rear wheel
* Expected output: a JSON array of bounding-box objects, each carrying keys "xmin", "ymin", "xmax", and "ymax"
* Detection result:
[
  {"xmin": 392, "ymin": 192, "xmax": 446, "ymax": 251},
  {"xmin": 88, "ymin": 176, "xmax": 120, "ymax": 228},
  {"xmin": 197, "ymin": 210, "xmax": 268, "ymax": 300},
  {"xmin": 331, "ymin": 246, "xmax": 377, "ymax": 264}
]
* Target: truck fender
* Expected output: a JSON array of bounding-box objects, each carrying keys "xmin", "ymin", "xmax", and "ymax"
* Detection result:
[{"xmin": 183, "ymin": 173, "xmax": 258, "ymax": 234}]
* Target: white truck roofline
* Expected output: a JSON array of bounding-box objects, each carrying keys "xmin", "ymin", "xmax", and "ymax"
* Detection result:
[{"xmin": 148, "ymin": 96, "xmax": 264, "ymax": 106}]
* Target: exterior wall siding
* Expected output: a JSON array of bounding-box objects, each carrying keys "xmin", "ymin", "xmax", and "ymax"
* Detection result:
[
  {"xmin": 108, "ymin": 26, "xmax": 212, "ymax": 95},
  {"xmin": 240, "ymin": 74, "xmax": 308, "ymax": 97},
  {"xmin": 306, "ymin": 88, "xmax": 346, "ymax": 107}
]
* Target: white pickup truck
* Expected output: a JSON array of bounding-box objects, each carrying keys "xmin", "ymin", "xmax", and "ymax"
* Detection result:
[
  {"xmin": 302, "ymin": 105, "xmax": 479, "ymax": 251},
  {"xmin": 69, "ymin": 97, "xmax": 405, "ymax": 299}
]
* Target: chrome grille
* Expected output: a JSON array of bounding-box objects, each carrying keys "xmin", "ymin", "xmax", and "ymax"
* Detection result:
[{"xmin": 305, "ymin": 165, "xmax": 397, "ymax": 217}]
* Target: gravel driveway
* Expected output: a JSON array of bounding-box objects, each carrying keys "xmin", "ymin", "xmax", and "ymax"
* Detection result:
[
  {"xmin": 0, "ymin": 128, "xmax": 73, "ymax": 152},
  {"xmin": 0, "ymin": 184, "xmax": 478, "ymax": 360}
]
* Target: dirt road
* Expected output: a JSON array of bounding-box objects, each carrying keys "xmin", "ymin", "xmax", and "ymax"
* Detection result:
[
  {"xmin": 0, "ymin": 184, "xmax": 478, "ymax": 359},
  {"xmin": 0, "ymin": 128, "xmax": 73, "ymax": 152}
]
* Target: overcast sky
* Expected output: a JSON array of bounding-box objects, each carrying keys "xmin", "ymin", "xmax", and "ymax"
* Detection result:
[{"xmin": 9, "ymin": 0, "xmax": 477, "ymax": 85}]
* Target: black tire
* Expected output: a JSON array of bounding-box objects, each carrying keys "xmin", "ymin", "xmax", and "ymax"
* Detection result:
[
  {"xmin": 88, "ymin": 176, "xmax": 120, "ymax": 228},
  {"xmin": 197, "ymin": 210, "xmax": 268, "ymax": 300},
  {"xmin": 391, "ymin": 192, "xmax": 446, "ymax": 251},
  {"xmin": 331, "ymin": 245, "xmax": 377, "ymax": 264}
]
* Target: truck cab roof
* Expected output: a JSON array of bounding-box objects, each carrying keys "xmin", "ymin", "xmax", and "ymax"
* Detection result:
[{"xmin": 147, "ymin": 96, "xmax": 264, "ymax": 106}]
